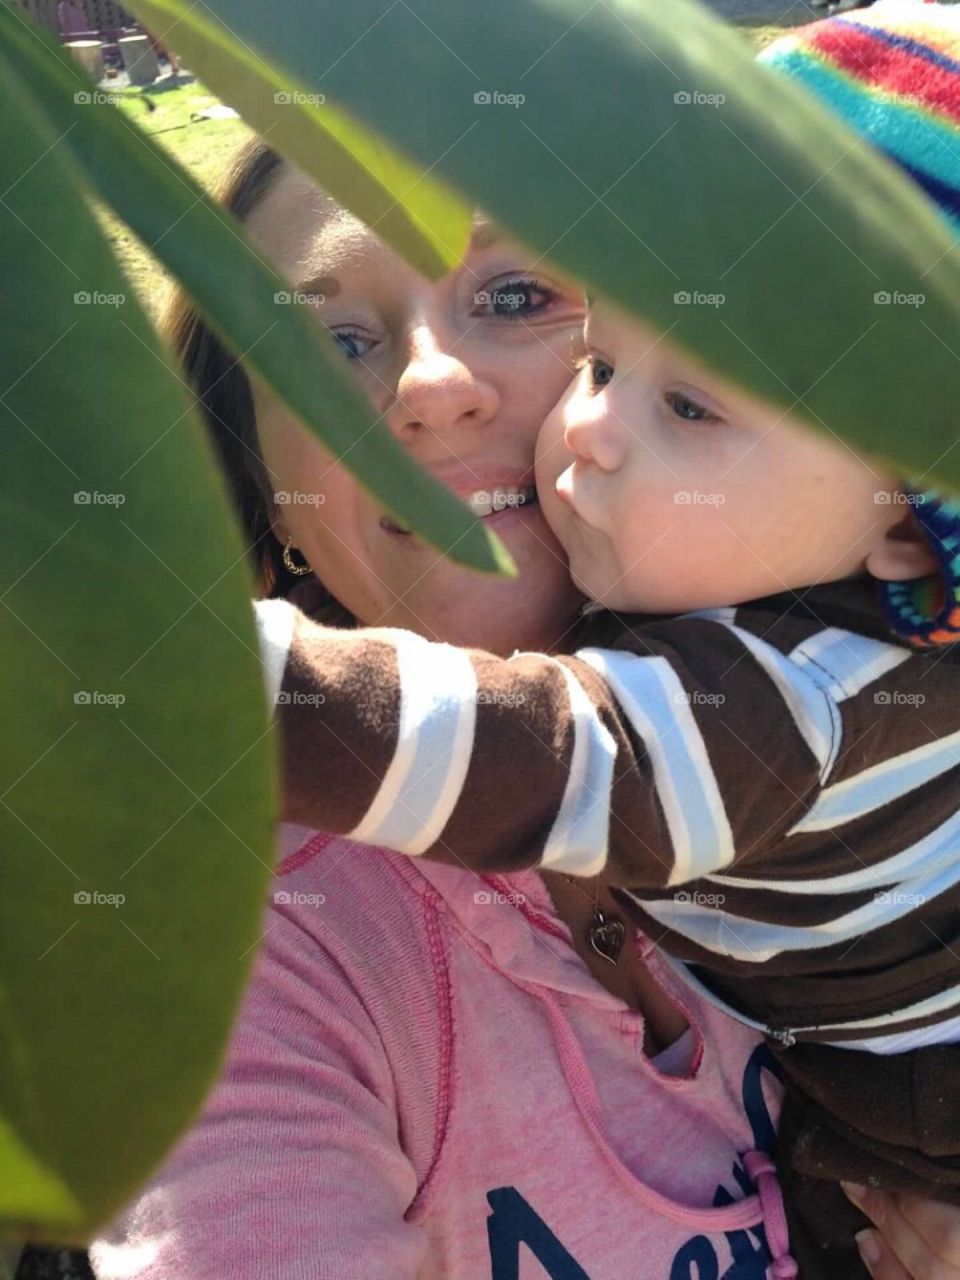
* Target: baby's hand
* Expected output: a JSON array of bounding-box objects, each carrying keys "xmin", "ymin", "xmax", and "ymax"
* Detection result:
[{"xmin": 844, "ymin": 1181, "xmax": 960, "ymax": 1279}]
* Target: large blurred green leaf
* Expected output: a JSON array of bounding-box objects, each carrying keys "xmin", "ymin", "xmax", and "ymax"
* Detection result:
[
  {"xmin": 0, "ymin": 41, "xmax": 276, "ymax": 1240},
  {"xmin": 142, "ymin": 0, "xmax": 960, "ymax": 486},
  {"xmin": 1, "ymin": 6, "xmax": 511, "ymax": 577}
]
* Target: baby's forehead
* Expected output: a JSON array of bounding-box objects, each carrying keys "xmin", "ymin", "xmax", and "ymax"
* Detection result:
[
  {"xmin": 590, "ymin": 298, "xmax": 785, "ymax": 411},
  {"xmin": 588, "ymin": 302, "xmax": 706, "ymax": 376}
]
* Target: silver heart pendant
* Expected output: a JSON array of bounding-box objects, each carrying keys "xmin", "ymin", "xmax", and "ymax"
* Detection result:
[{"xmin": 588, "ymin": 910, "xmax": 626, "ymax": 966}]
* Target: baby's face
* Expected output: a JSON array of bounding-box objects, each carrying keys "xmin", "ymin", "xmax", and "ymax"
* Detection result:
[{"xmin": 536, "ymin": 302, "xmax": 898, "ymax": 613}]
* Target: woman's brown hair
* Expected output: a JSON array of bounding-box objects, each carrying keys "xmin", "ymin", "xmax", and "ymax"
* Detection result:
[{"xmin": 162, "ymin": 138, "xmax": 352, "ymax": 621}]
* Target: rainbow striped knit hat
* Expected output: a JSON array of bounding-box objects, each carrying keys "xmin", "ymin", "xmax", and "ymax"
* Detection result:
[{"xmin": 761, "ymin": 2, "xmax": 960, "ymax": 647}]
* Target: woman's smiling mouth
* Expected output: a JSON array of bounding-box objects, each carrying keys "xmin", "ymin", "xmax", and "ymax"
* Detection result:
[{"xmin": 380, "ymin": 483, "xmax": 539, "ymax": 537}]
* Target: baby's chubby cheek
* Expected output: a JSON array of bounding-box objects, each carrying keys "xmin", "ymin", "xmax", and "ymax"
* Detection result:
[{"xmin": 533, "ymin": 407, "xmax": 572, "ymax": 538}]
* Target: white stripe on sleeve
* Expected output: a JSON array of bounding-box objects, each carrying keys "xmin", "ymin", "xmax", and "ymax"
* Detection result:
[
  {"xmin": 789, "ymin": 627, "xmax": 910, "ymax": 702},
  {"xmin": 537, "ymin": 658, "xmax": 617, "ymax": 877},
  {"xmin": 348, "ymin": 631, "xmax": 478, "ymax": 855},
  {"xmin": 578, "ymin": 649, "xmax": 734, "ymax": 885},
  {"xmin": 789, "ymin": 727, "xmax": 960, "ymax": 835},
  {"xmin": 252, "ymin": 598, "xmax": 298, "ymax": 714},
  {"xmin": 719, "ymin": 623, "xmax": 838, "ymax": 780}
]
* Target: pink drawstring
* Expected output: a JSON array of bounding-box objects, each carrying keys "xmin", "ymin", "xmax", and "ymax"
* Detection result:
[{"xmin": 742, "ymin": 1150, "xmax": 799, "ymax": 1279}]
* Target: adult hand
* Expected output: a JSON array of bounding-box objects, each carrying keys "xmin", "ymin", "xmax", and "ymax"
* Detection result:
[{"xmin": 844, "ymin": 1182, "xmax": 960, "ymax": 1280}]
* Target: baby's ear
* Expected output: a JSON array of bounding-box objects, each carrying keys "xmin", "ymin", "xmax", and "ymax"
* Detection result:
[{"xmin": 866, "ymin": 505, "xmax": 938, "ymax": 582}]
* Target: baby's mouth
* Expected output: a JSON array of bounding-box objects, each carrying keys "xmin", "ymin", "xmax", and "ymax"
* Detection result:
[{"xmin": 380, "ymin": 484, "xmax": 539, "ymax": 536}]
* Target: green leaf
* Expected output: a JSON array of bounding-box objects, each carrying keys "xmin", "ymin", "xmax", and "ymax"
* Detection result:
[
  {"xmin": 2, "ymin": 8, "xmax": 510, "ymax": 577},
  {"xmin": 113, "ymin": 0, "xmax": 474, "ymax": 278},
  {"xmin": 171, "ymin": 0, "xmax": 960, "ymax": 487},
  {"xmin": 0, "ymin": 1116, "xmax": 81, "ymax": 1227},
  {"xmin": 0, "ymin": 39, "xmax": 276, "ymax": 1239}
]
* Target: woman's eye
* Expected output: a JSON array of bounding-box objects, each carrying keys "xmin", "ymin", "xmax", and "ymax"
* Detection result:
[
  {"xmin": 331, "ymin": 329, "xmax": 375, "ymax": 361},
  {"xmin": 476, "ymin": 277, "xmax": 559, "ymax": 321},
  {"xmin": 665, "ymin": 390, "xmax": 719, "ymax": 423}
]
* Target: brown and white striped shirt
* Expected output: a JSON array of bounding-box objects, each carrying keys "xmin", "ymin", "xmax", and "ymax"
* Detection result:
[{"xmin": 256, "ymin": 576, "xmax": 960, "ymax": 1049}]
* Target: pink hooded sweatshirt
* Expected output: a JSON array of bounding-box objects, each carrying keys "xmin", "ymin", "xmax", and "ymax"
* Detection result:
[{"xmin": 91, "ymin": 824, "xmax": 790, "ymax": 1280}]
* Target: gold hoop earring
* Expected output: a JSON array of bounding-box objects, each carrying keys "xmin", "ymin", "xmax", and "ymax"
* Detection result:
[{"xmin": 282, "ymin": 536, "xmax": 311, "ymax": 576}]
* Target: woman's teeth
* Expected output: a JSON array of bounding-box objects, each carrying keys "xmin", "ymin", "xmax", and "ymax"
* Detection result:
[
  {"xmin": 380, "ymin": 485, "xmax": 537, "ymax": 536},
  {"xmin": 466, "ymin": 485, "xmax": 538, "ymax": 519}
]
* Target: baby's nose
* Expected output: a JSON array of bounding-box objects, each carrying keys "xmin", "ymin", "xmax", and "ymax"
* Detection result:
[{"xmin": 563, "ymin": 407, "xmax": 627, "ymax": 472}]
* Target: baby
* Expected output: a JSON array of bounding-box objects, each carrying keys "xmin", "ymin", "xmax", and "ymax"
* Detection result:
[{"xmin": 254, "ymin": 6, "xmax": 960, "ymax": 1276}]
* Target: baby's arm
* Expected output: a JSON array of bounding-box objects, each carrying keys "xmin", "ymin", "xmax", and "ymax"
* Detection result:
[{"xmin": 255, "ymin": 598, "xmax": 826, "ymax": 886}]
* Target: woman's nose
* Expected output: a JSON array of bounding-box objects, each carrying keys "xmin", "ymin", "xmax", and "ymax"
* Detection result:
[
  {"xmin": 389, "ymin": 328, "xmax": 499, "ymax": 437},
  {"xmin": 563, "ymin": 404, "xmax": 627, "ymax": 472}
]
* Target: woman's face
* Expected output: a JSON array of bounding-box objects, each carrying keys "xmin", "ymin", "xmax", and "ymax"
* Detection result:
[{"xmin": 245, "ymin": 165, "xmax": 586, "ymax": 655}]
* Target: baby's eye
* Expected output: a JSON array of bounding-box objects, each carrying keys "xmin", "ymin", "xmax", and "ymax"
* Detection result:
[
  {"xmin": 665, "ymin": 390, "xmax": 719, "ymax": 423},
  {"xmin": 475, "ymin": 276, "xmax": 560, "ymax": 321},
  {"xmin": 331, "ymin": 329, "xmax": 375, "ymax": 361},
  {"xmin": 587, "ymin": 355, "xmax": 615, "ymax": 390}
]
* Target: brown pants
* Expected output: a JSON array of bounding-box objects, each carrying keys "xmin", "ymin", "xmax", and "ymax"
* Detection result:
[{"xmin": 772, "ymin": 1040, "xmax": 960, "ymax": 1279}]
